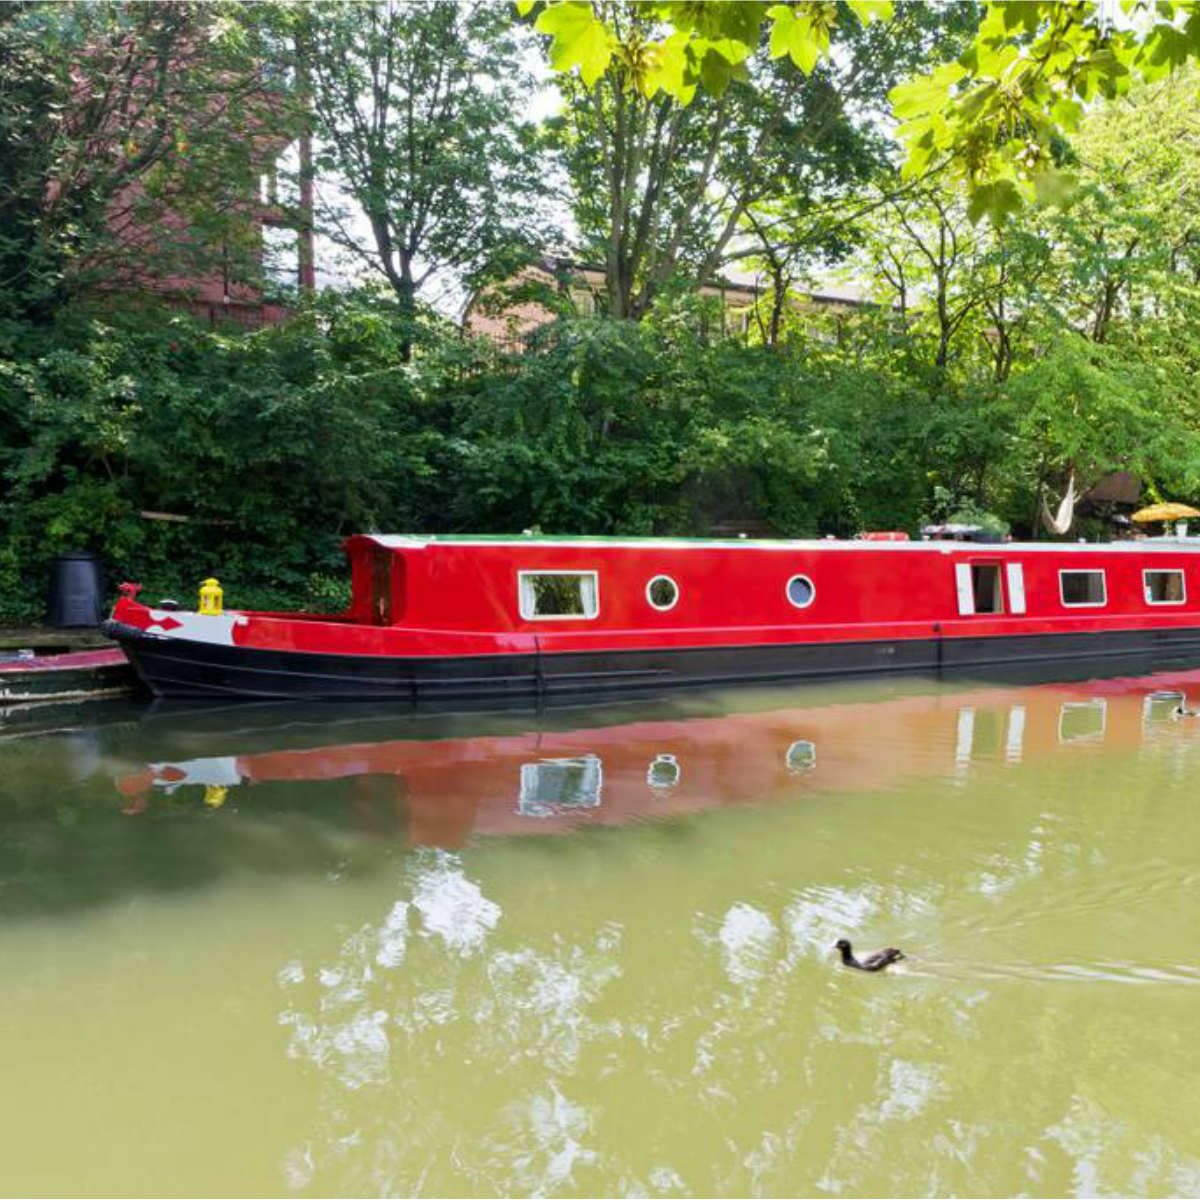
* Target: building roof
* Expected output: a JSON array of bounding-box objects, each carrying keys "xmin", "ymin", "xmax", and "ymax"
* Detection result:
[{"xmin": 535, "ymin": 255, "xmax": 878, "ymax": 307}]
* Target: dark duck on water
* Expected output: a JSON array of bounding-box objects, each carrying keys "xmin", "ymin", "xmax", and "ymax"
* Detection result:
[{"xmin": 835, "ymin": 938, "xmax": 904, "ymax": 972}]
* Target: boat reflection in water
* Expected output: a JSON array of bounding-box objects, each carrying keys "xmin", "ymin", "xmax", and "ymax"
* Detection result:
[{"xmin": 113, "ymin": 667, "xmax": 1200, "ymax": 846}]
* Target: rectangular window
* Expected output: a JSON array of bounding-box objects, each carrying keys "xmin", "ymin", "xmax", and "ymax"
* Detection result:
[
  {"xmin": 1059, "ymin": 569, "xmax": 1107, "ymax": 607},
  {"xmin": 971, "ymin": 564, "xmax": 1004, "ymax": 614},
  {"xmin": 519, "ymin": 756, "xmax": 603, "ymax": 817},
  {"xmin": 518, "ymin": 571, "xmax": 599, "ymax": 620},
  {"xmin": 1144, "ymin": 690, "xmax": 1185, "ymax": 724},
  {"xmin": 1144, "ymin": 569, "xmax": 1186, "ymax": 605},
  {"xmin": 955, "ymin": 563, "xmax": 1006, "ymax": 615},
  {"xmin": 1059, "ymin": 699, "xmax": 1106, "ymax": 743}
]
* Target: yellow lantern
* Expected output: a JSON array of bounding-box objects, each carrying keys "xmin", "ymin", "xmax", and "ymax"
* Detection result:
[{"xmin": 198, "ymin": 577, "xmax": 223, "ymax": 616}]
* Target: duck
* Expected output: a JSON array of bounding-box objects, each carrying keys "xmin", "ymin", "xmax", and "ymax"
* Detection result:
[{"xmin": 835, "ymin": 938, "xmax": 904, "ymax": 972}]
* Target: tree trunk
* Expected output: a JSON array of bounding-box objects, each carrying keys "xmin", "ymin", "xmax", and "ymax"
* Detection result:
[
  {"xmin": 396, "ymin": 255, "xmax": 417, "ymax": 361},
  {"xmin": 768, "ymin": 264, "xmax": 787, "ymax": 347}
]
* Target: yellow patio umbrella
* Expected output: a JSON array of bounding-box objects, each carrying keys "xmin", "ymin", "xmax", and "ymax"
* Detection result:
[{"xmin": 1131, "ymin": 502, "xmax": 1200, "ymax": 523}]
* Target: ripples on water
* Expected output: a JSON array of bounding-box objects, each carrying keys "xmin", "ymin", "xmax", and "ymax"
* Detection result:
[{"xmin": 4, "ymin": 670, "xmax": 1200, "ymax": 1195}]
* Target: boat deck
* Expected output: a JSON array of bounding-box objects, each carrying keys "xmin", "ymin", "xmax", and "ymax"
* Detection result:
[{"xmin": 0, "ymin": 645, "xmax": 134, "ymax": 705}]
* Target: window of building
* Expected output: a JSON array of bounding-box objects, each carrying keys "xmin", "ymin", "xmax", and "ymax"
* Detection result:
[
  {"xmin": 519, "ymin": 756, "xmax": 603, "ymax": 817},
  {"xmin": 518, "ymin": 571, "xmax": 599, "ymax": 620},
  {"xmin": 1059, "ymin": 569, "xmax": 1107, "ymax": 607},
  {"xmin": 971, "ymin": 564, "xmax": 1005, "ymax": 614},
  {"xmin": 570, "ymin": 289, "xmax": 600, "ymax": 317},
  {"xmin": 786, "ymin": 575, "xmax": 815, "ymax": 609},
  {"xmin": 263, "ymin": 224, "xmax": 300, "ymax": 289},
  {"xmin": 1144, "ymin": 569, "xmax": 1186, "ymax": 605},
  {"xmin": 646, "ymin": 575, "xmax": 679, "ymax": 611}
]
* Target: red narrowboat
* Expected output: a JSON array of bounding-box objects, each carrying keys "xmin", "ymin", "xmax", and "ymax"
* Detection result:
[{"xmin": 101, "ymin": 533, "xmax": 1200, "ymax": 701}]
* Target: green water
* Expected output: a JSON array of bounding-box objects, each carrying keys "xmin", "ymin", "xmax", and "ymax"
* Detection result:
[{"xmin": 4, "ymin": 671, "xmax": 1200, "ymax": 1197}]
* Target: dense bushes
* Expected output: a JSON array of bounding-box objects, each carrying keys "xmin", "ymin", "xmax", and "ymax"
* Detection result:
[
  {"xmin": 2, "ymin": 288, "xmax": 1199, "ymax": 624},
  {"xmin": 0, "ymin": 295, "xmax": 450, "ymax": 620}
]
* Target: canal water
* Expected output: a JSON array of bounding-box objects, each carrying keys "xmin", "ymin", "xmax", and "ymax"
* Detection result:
[{"xmin": 4, "ymin": 669, "xmax": 1200, "ymax": 1197}]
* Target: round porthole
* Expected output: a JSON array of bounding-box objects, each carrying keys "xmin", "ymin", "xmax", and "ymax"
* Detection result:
[
  {"xmin": 786, "ymin": 574, "xmax": 815, "ymax": 609},
  {"xmin": 647, "ymin": 753, "xmax": 681, "ymax": 789},
  {"xmin": 786, "ymin": 739, "xmax": 816, "ymax": 773},
  {"xmin": 646, "ymin": 575, "xmax": 679, "ymax": 611}
]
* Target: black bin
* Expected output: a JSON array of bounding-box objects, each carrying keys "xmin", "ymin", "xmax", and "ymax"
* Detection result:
[{"xmin": 48, "ymin": 551, "xmax": 104, "ymax": 627}]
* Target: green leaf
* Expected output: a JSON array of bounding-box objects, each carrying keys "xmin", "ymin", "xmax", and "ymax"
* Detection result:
[
  {"xmin": 704, "ymin": 35, "xmax": 753, "ymax": 65},
  {"xmin": 1049, "ymin": 96, "xmax": 1084, "ymax": 128},
  {"xmin": 655, "ymin": 1, "xmax": 769, "ymax": 45},
  {"xmin": 997, "ymin": 0, "xmax": 1045, "ymax": 35},
  {"xmin": 1031, "ymin": 166, "xmax": 1077, "ymax": 208},
  {"xmin": 889, "ymin": 61, "xmax": 966, "ymax": 121},
  {"xmin": 514, "ymin": 0, "xmax": 537, "ymax": 15},
  {"xmin": 966, "ymin": 178, "xmax": 1023, "ymax": 223},
  {"xmin": 899, "ymin": 123, "xmax": 940, "ymax": 178},
  {"xmin": 846, "ymin": 1, "xmax": 894, "ymax": 25},
  {"xmin": 642, "ymin": 30, "xmax": 697, "ymax": 103},
  {"xmin": 766, "ymin": 5, "xmax": 795, "ymax": 58},
  {"xmin": 698, "ymin": 45, "xmax": 747, "ymax": 95},
  {"xmin": 1141, "ymin": 24, "xmax": 1191, "ymax": 71},
  {"xmin": 535, "ymin": 1, "xmax": 614, "ymax": 87},
  {"xmin": 766, "ymin": 4, "xmax": 821, "ymax": 74}
]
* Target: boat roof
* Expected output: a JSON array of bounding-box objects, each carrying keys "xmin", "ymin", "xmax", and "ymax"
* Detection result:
[{"xmin": 348, "ymin": 533, "xmax": 1200, "ymax": 554}]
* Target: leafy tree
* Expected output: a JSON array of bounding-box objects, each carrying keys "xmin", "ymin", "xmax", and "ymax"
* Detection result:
[
  {"xmin": 0, "ymin": 1, "xmax": 283, "ymax": 323},
  {"xmin": 526, "ymin": 0, "xmax": 1200, "ymax": 221},
  {"xmin": 997, "ymin": 333, "xmax": 1200, "ymax": 527},
  {"xmin": 857, "ymin": 187, "xmax": 993, "ymax": 373},
  {"xmin": 1047, "ymin": 68, "xmax": 1200, "ymax": 343},
  {"xmin": 545, "ymin": 1, "xmax": 948, "ymax": 319},
  {"xmin": 891, "ymin": 1, "xmax": 1200, "ymax": 219},
  {"xmin": 734, "ymin": 4, "xmax": 978, "ymax": 344},
  {"xmin": 9, "ymin": 0, "xmax": 1200, "ymax": 629},
  {"xmin": 300, "ymin": 1, "xmax": 548, "ymax": 352},
  {"xmin": 0, "ymin": 289, "xmax": 467, "ymax": 620}
]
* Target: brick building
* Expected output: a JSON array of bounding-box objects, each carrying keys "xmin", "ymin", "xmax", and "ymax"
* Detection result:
[{"xmin": 463, "ymin": 255, "xmax": 880, "ymax": 350}]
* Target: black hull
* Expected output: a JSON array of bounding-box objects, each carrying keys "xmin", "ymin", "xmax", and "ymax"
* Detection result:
[{"xmin": 102, "ymin": 620, "xmax": 1200, "ymax": 705}]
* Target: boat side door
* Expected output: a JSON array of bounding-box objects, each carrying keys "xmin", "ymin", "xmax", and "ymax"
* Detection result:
[
  {"xmin": 371, "ymin": 549, "xmax": 393, "ymax": 625},
  {"xmin": 955, "ymin": 558, "xmax": 1024, "ymax": 616}
]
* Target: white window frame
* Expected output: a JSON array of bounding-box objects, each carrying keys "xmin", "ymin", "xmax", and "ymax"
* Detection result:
[
  {"xmin": 955, "ymin": 562, "xmax": 976, "ymax": 615},
  {"xmin": 645, "ymin": 574, "xmax": 680, "ymax": 612},
  {"xmin": 1143, "ymin": 690, "xmax": 1185, "ymax": 725},
  {"xmin": 1058, "ymin": 568, "xmax": 1107, "ymax": 609},
  {"xmin": 517, "ymin": 570, "xmax": 600, "ymax": 621},
  {"xmin": 1005, "ymin": 562, "xmax": 1027, "ymax": 615},
  {"xmin": 1143, "ymin": 568, "xmax": 1187, "ymax": 606},
  {"xmin": 785, "ymin": 574, "xmax": 816, "ymax": 610},
  {"xmin": 1058, "ymin": 699, "xmax": 1107, "ymax": 744},
  {"xmin": 518, "ymin": 755, "xmax": 603, "ymax": 816}
]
